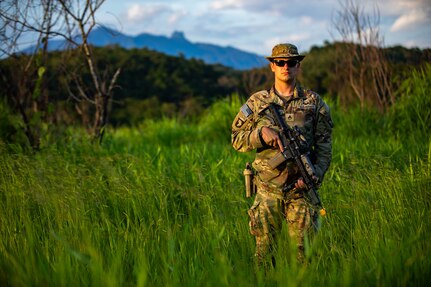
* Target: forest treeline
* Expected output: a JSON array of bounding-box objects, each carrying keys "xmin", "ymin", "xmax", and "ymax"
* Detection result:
[
  {"xmin": 1, "ymin": 46, "xmax": 241, "ymax": 126},
  {"xmin": 245, "ymin": 42, "xmax": 431, "ymax": 109},
  {"xmin": 1, "ymin": 41, "xmax": 430, "ymax": 133}
]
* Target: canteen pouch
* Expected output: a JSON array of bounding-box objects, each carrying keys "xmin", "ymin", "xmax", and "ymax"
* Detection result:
[{"xmin": 243, "ymin": 162, "xmax": 256, "ymax": 198}]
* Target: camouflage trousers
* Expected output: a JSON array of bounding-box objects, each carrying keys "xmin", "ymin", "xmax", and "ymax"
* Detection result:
[{"xmin": 248, "ymin": 189, "xmax": 318, "ymax": 265}]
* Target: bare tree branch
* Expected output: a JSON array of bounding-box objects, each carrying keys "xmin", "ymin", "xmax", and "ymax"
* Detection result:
[
  {"xmin": 108, "ymin": 68, "xmax": 121, "ymax": 96},
  {"xmin": 332, "ymin": 0, "xmax": 394, "ymax": 111},
  {"xmin": 1, "ymin": 0, "xmax": 120, "ymax": 145}
]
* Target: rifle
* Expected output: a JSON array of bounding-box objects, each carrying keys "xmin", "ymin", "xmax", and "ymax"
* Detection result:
[{"xmin": 268, "ymin": 103, "xmax": 326, "ymax": 216}]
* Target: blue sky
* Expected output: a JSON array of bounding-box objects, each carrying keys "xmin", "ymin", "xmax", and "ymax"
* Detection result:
[{"xmin": 96, "ymin": 0, "xmax": 431, "ymax": 56}]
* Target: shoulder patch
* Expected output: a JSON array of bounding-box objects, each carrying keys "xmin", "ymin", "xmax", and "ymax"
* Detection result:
[
  {"xmin": 235, "ymin": 118, "xmax": 246, "ymax": 128},
  {"xmin": 240, "ymin": 104, "xmax": 253, "ymax": 118}
]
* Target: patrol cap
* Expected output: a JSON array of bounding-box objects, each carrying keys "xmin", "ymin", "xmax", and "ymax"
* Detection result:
[{"xmin": 265, "ymin": 43, "xmax": 305, "ymax": 61}]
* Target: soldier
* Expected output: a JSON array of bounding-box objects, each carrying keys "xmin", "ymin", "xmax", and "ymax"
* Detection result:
[{"xmin": 232, "ymin": 43, "xmax": 333, "ymax": 266}]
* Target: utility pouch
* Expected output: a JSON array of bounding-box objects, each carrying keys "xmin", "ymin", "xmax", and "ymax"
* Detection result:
[
  {"xmin": 267, "ymin": 152, "xmax": 287, "ymax": 169},
  {"xmin": 243, "ymin": 162, "xmax": 256, "ymax": 198}
]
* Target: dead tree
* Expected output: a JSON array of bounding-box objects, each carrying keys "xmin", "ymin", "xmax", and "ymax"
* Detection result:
[
  {"xmin": 0, "ymin": 0, "xmax": 60, "ymax": 149},
  {"xmin": 56, "ymin": 0, "xmax": 121, "ymax": 142},
  {"xmin": 1, "ymin": 0, "xmax": 121, "ymax": 145},
  {"xmin": 332, "ymin": 0, "xmax": 394, "ymax": 111}
]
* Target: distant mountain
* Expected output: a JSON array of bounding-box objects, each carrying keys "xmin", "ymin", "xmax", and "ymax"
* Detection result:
[{"xmin": 23, "ymin": 26, "xmax": 267, "ymax": 70}]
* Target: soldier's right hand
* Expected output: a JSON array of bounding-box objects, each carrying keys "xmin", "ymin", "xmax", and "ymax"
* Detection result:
[{"xmin": 261, "ymin": 127, "xmax": 284, "ymax": 151}]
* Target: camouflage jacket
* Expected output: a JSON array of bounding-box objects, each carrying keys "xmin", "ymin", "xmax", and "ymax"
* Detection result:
[{"xmin": 232, "ymin": 86, "xmax": 333, "ymax": 191}]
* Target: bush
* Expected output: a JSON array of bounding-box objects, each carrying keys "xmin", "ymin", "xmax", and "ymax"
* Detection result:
[
  {"xmin": 0, "ymin": 100, "xmax": 29, "ymax": 149},
  {"xmin": 198, "ymin": 94, "xmax": 242, "ymax": 142}
]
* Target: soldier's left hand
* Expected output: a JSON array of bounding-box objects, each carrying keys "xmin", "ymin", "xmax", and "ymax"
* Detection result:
[{"xmin": 295, "ymin": 178, "xmax": 307, "ymax": 189}]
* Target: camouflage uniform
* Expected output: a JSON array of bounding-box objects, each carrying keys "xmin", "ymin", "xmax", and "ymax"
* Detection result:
[{"xmin": 232, "ymin": 85, "xmax": 333, "ymax": 264}]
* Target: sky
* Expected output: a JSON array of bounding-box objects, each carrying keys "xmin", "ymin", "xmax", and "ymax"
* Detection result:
[{"xmin": 96, "ymin": 0, "xmax": 431, "ymax": 56}]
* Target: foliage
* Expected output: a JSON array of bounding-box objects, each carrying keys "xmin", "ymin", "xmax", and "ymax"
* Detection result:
[
  {"xmin": 0, "ymin": 99, "xmax": 29, "ymax": 148},
  {"xmin": 1, "ymin": 73, "xmax": 430, "ymax": 285},
  {"xmin": 2, "ymin": 43, "xmax": 429, "ymax": 131},
  {"xmin": 43, "ymin": 46, "xmax": 239, "ymax": 125},
  {"xmin": 387, "ymin": 63, "xmax": 431, "ymax": 140},
  {"xmin": 265, "ymin": 42, "xmax": 430, "ymax": 110},
  {"xmin": 198, "ymin": 94, "xmax": 243, "ymax": 142},
  {"xmin": 299, "ymin": 42, "xmax": 338, "ymax": 96}
]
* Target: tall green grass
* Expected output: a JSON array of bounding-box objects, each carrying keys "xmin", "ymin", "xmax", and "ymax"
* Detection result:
[{"xmin": 1, "ymin": 70, "xmax": 430, "ymax": 286}]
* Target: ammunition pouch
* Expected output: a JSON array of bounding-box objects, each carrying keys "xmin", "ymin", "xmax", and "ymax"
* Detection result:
[{"xmin": 267, "ymin": 152, "xmax": 287, "ymax": 169}]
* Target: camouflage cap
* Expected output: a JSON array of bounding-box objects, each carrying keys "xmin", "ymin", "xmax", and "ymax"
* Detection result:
[{"xmin": 266, "ymin": 43, "xmax": 305, "ymax": 61}]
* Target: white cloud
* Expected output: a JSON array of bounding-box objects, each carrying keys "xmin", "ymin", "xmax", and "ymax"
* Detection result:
[
  {"xmin": 288, "ymin": 33, "xmax": 311, "ymax": 43},
  {"xmin": 99, "ymin": 0, "xmax": 431, "ymax": 54},
  {"xmin": 210, "ymin": 0, "xmax": 337, "ymax": 18},
  {"xmin": 168, "ymin": 10, "xmax": 187, "ymax": 25},
  {"xmin": 126, "ymin": 4, "xmax": 170, "ymax": 23},
  {"xmin": 263, "ymin": 33, "xmax": 311, "ymax": 53},
  {"xmin": 390, "ymin": 9, "xmax": 429, "ymax": 31},
  {"xmin": 211, "ymin": 0, "xmax": 241, "ymax": 10},
  {"xmin": 376, "ymin": 0, "xmax": 430, "ymax": 15}
]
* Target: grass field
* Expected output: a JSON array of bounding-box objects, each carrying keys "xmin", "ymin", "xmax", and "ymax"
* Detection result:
[{"xmin": 1, "ymin": 67, "xmax": 430, "ymax": 286}]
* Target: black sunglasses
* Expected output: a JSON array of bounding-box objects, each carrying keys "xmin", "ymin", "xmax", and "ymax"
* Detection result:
[{"xmin": 272, "ymin": 59, "xmax": 299, "ymax": 67}]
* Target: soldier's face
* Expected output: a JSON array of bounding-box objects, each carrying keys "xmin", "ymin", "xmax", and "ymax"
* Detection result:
[{"xmin": 270, "ymin": 58, "xmax": 300, "ymax": 83}]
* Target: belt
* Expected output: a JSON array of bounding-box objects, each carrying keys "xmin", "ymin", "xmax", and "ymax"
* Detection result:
[{"xmin": 255, "ymin": 176, "xmax": 304, "ymax": 200}]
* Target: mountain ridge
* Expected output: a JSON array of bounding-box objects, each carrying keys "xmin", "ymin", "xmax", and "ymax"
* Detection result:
[{"xmin": 24, "ymin": 26, "xmax": 267, "ymax": 70}]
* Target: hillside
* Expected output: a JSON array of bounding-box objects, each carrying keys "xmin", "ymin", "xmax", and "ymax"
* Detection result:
[
  {"xmin": 22, "ymin": 26, "xmax": 267, "ymax": 70},
  {"xmin": 3, "ymin": 41, "xmax": 430, "ymax": 129}
]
